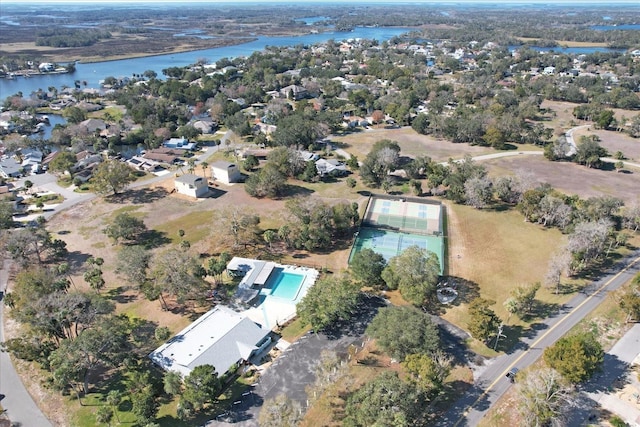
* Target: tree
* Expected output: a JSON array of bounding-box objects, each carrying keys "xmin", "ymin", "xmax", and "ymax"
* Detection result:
[
  {"xmin": 516, "ymin": 367, "xmax": 576, "ymax": 427},
  {"xmin": 263, "ymin": 229, "xmax": 276, "ymax": 249},
  {"xmin": 506, "ymin": 282, "xmax": 541, "ymax": 318},
  {"xmin": 567, "ymin": 219, "xmax": 613, "ymax": 274},
  {"xmin": 181, "ymin": 364, "xmax": 221, "ymax": 412},
  {"xmin": 49, "ymin": 315, "xmax": 130, "ymax": 395},
  {"xmin": 349, "ymin": 248, "xmax": 386, "ymax": 288},
  {"xmin": 244, "ymin": 164, "xmax": 287, "ymax": 198},
  {"xmin": 103, "ymin": 212, "xmax": 147, "ymax": 245},
  {"xmin": 163, "ymin": 371, "xmax": 183, "ymax": 396},
  {"xmin": 106, "ymin": 390, "xmax": 122, "ymax": 423},
  {"xmin": 545, "ymin": 251, "xmax": 570, "ymax": 295},
  {"xmin": 84, "ymin": 258, "xmax": 105, "ymax": 293},
  {"xmin": 344, "ymin": 371, "xmax": 422, "ymax": 427},
  {"xmin": 0, "ymin": 201, "xmax": 14, "ymax": 229},
  {"xmin": 467, "ymin": 298, "xmax": 501, "ymax": 343},
  {"xmin": 128, "ymin": 372, "xmax": 158, "ymax": 425},
  {"xmin": 366, "ymin": 305, "xmax": 440, "ymax": 361},
  {"xmin": 616, "ymin": 276, "xmax": 640, "ymax": 323},
  {"xmin": 49, "ymin": 151, "xmax": 78, "ymax": 175},
  {"xmin": 464, "ymin": 176, "xmax": 493, "ymax": 209},
  {"xmin": 243, "ymin": 154, "xmax": 259, "ymax": 171},
  {"xmin": 258, "ymin": 394, "xmax": 303, "ymax": 427},
  {"xmin": 359, "ymin": 140, "xmax": 401, "ymax": 187},
  {"xmin": 150, "ymin": 248, "xmax": 208, "ymax": 309},
  {"xmin": 92, "ymin": 160, "xmax": 135, "ymax": 195},
  {"xmin": 573, "ymin": 136, "xmax": 607, "ymax": 169},
  {"xmin": 297, "ymin": 276, "xmax": 361, "ymax": 331},
  {"xmin": 218, "ymin": 207, "xmax": 261, "ymax": 248},
  {"xmin": 494, "ymin": 176, "xmax": 523, "ymax": 205},
  {"xmin": 382, "ymin": 246, "xmax": 440, "ymax": 306},
  {"xmin": 403, "ymin": 351, "xmax": 451, "ymax": 398},
  {"xmin": 115, "ymin": 245, "xmax": 151, "ymax": 287},
  {"xmin": 543, "ymin": 332, "xmax": 604, "ymax": 383}
]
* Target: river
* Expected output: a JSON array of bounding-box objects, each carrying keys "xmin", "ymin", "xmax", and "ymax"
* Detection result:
[{"xmin": 0, "ymin": 26, "xmax": 412, "ymax": 99}]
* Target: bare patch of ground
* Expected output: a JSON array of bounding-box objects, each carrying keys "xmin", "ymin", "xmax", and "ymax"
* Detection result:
[
  {"xmin": 572, "ymin": 128, "xmax": 640, "ymax": 161},
  {"xmin": 330, "ymin": 127, "xmax": 493, "ymax": 162},
  {"xmin": 483, "ymin": 155, "xmax": 640, "ymax": 204}
]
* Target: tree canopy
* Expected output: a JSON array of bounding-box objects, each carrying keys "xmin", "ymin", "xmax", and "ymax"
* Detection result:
[
  {"xmin": 382, "ymin": 245, "xmax": 441, "ymax": 306},
  {"xmin": 349, "ymin": 248, "xmax": 386, "ymax": 288},
  {"xmin": 91, "ymin": 159, "xmax": 135, "ymax": 195},
  {"xmin": 343, "ymin": 371, "xmax": 422, "ymax": 427},
  {"xmin": 366, "ymin": 305, "xmax": 440, "ymax": 361},
  {"xmin": 297, "ymin": 276, "xmax": 361, "ymax": 331},
  {"xmin": 103, "ymin": 212, "xmax": 147, "ymax": 245},
  {"xmin": 543, "ymin": 332, "xmax": 604, "ymax": 383}
]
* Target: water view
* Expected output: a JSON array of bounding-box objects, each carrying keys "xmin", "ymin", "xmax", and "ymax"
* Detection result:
[{"xmin": 0, "ymin": 26, "xmax": 411, "ymax": 98}]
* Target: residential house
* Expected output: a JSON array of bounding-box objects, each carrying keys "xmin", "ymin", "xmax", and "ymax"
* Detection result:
[
  {"xmin": 126, "ymin": 156, "xmax": 163, "ymax": 173},
  {"xmin": 0, "ymin": 157, "xmax": 23, "ymax": 178},
  {"xmin": 38, "ymin": 63, "xmax": 55, "ymax": 72},
  {"xmin": 192, "ymin": 120, "xmax": 217, "ymax": 134},
  {"xmin": 279, "ymin": 84, "xmax": 308, "ymax": 100},
  {"xmin": 163, "ymin": 137, "xmax": 198, "ymax": 151},
  {"xmin": 143, "ymin": 147, "xmax": 186, "ymax": 164},
  {"xmin": 149, "ymin": 305, "xmax": 271, "ymax": 377},
  {"xmin": 20, "ymin": 148, "xmax": 44, "ymax": 175},
  {"xmin": 211, "ymin": 160, "xmax": 241, "ymax": 184},
  {"xmin": 73, "ymin": 151, "xmax": 103, "ymax": 172},
  {"xmin": 315, "ymin": 158, "xmax": 348, "ymax": 177},
  {"xmin": 175, "ymin": 174, "xmax": 208, "ymax": 198},
  {"xmin": 78, "ymin": 118, "xmax": 107, "ymax": 133}
]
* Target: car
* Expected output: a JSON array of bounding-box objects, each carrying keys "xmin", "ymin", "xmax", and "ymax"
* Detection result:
[{"xmin": 506, "ymin": 368, "xmax": 519, "ymax": 382}]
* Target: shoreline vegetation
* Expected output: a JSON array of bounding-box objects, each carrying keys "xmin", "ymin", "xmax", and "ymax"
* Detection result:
[{"xmin": 0, "ymin": 36, "xmax": 622, "ymax": 74}]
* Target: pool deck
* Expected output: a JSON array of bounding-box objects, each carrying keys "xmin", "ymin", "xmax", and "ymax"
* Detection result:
[{"xmin": 227, "ymin": 257, "xmax": 319, "ymax": 330}]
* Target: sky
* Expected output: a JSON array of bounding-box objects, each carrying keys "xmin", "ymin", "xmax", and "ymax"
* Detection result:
[{"xmin": 3, "ymin": 0, "xmax": 640, "ymax": 3}]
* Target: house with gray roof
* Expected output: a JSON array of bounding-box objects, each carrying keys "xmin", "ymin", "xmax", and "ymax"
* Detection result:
[
  {"xmin": 149, "ymin": 305, "xmax": 271, "ymax": 377},
  {"xmin": 175, "ymin": 173, "xmax": 208, "ymax": 198},
  {"xmin": 0, "ymin": 157, "xmax": 23, "ymax": 178}
]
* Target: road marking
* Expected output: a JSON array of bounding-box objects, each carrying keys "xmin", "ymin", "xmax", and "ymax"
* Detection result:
[{"xmin": 453, "ymin": 254, "xmax": 640, "ymax": 427}]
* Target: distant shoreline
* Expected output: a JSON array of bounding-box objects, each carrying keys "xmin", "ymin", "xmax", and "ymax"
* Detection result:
[{"xmin": 73, "ymin": 37, "xmax": 260, "ymax": 64}]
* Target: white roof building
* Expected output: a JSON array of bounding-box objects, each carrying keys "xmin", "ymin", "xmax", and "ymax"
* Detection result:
[{"xmin": 149, "ymin": 305, "xmax": 271, "ymax": 377}]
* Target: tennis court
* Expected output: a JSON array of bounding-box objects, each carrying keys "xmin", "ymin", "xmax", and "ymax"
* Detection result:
[
  {"xmin": 364, "ymin": 197, "xmax": 442, "ymax": 235},
  {"xmin": 350, "ymin": 227, "xmax": 444, "ymax": 274}
]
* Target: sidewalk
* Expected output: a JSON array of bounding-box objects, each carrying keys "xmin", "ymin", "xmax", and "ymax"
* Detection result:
[{"xmin": 581, "ymin": 324, "xmax": 640, "ymax": 426}]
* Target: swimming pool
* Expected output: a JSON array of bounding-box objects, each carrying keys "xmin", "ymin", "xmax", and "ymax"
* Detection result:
[{"xmin": 267, "ymin": 268, "xmax": 305, "ymax": 300}]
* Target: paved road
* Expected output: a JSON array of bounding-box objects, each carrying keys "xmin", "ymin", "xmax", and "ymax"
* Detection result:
[
  {"xmin": 438, "ymin": 250, "xmax": 640, "ymax": 427},
  {"xmin": 0, "ymin": 259, "xmax": 54, "ymax": 427},
  {"xmin": 13, "ymin": 143, "xmax": 220, "ymax": 221},
  {"xmin": 565, "ymin": 124, "xmax": 590, "ymax": 157}
]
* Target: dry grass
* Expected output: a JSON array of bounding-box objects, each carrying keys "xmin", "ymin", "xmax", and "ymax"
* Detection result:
[
  {"xmin": 330, "ymin": 127, "xmax": 493, "ymax": 162},
  {"xmin": 443, "ymin": 201, "xmax": 567, "ymax": 327},
  {"xmin": 482, "ymin": 155, "xmax": 640, "ymax": 204}
]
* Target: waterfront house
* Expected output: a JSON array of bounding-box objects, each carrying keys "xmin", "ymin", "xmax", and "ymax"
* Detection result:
[{"xmin": 163, "ymin": 137, "xmax": 198, "ymax": 151}]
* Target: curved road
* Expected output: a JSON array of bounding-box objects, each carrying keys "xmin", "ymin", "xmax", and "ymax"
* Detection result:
[{"xmin": 438, "ymin": 251, "xmax": 640, "ymax": 427}]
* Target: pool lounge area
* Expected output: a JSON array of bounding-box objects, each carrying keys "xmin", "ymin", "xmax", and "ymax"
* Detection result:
[{"xmin": 227, "ymin": 257, "xmax": 319, "ymax": 329}]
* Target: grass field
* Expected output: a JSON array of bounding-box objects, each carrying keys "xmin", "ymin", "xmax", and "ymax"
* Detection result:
[{"xmin": 443, "ymin": 202, "xmax": 569, "ymax": 331}]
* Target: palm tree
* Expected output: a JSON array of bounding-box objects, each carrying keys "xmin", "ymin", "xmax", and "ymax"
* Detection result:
[
  {"xmin": 201, "ymin": 161, "xmax": 209, "ymax": 178},
  {"xmin": 187, "ymin": 158, "xmax": 196, "ymax": 174}
]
